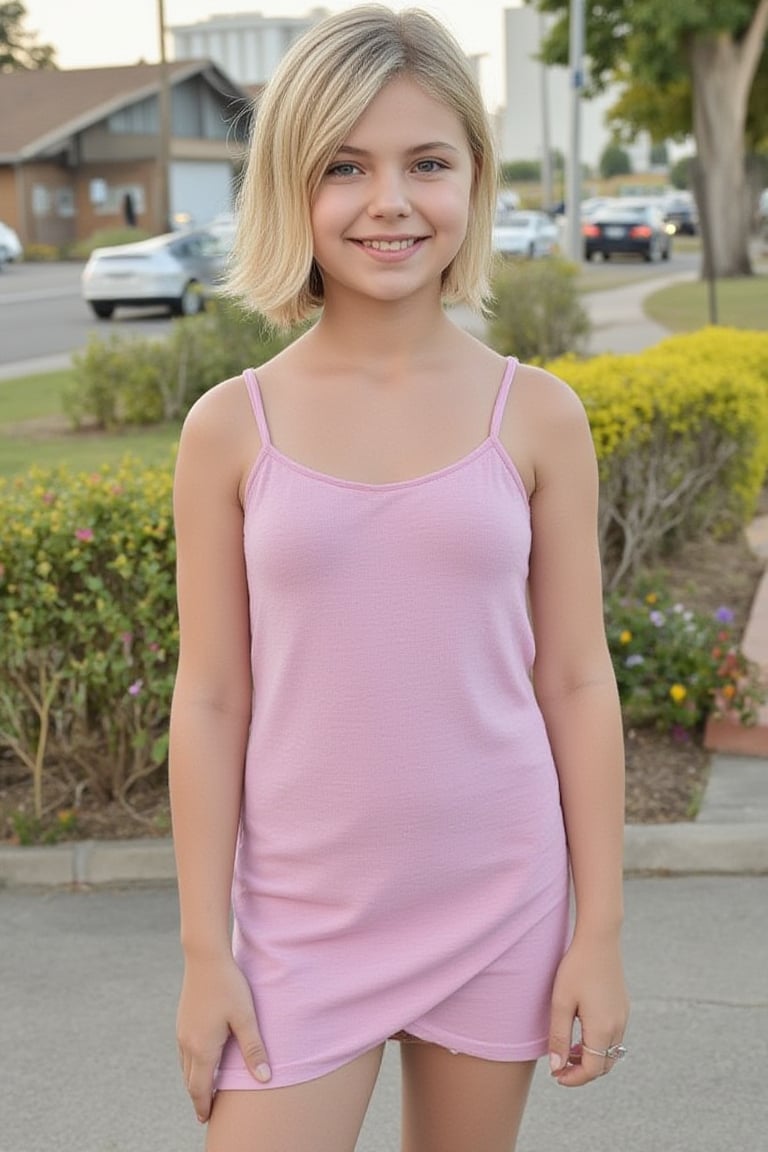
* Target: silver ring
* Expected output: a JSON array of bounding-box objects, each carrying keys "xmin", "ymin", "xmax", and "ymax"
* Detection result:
[{"xmin": 582, "ymin": 1042, "xmax": 627, "ymax": 1061}]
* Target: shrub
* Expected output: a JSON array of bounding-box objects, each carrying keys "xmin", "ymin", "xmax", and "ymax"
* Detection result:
[
  {"xmin": 606, "ymin": 587, "xmax": 764, "ymax": 733},
  {"xmin": 488, "ymin": 257, "xmax": 591, "ymax": 363},
  {"xmin": 65, "ymin": 228, "xmax": 153, "ymax": 259},
  {"xmin": 0, "ymin": 460, "xmax": 177, "ymax": 821},
  {"xmin": 22, "ymin": 243, "xmax": 59, "ymax": 262},
  {"xmin": 65, "ymin": 335, "xmax": 175, "ymax": 430},
  {"xmin": 547, "ymin": 328, "xmax": 768, "ymax": 588},
  {"xmin": 65, "ymin": 299, "xmax": 296, "ymax": 429}
]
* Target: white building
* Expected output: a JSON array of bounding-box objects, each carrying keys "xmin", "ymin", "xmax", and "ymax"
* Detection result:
[
  {"xmin": 170, "ymin": 9, "xmax": 329, "ymax": 86},
  {"xmin": 501, "ymin": 5, "xmax": 649, "ymax": 172}
]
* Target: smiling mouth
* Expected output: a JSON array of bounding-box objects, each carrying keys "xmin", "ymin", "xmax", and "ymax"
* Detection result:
[{"xmin": 357, "ymin": 238, "xmax": 421, "ymax": 251}]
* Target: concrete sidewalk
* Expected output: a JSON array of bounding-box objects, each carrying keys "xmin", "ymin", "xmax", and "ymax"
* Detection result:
[{"xmin": 2, "ymin": 877, "xmax": 766, "ymax": 1152}]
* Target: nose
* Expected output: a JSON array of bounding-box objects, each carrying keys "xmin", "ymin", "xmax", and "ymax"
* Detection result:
[{"xmin": 367, "ymin": 168, "xmax": 411, "ymax": 218}]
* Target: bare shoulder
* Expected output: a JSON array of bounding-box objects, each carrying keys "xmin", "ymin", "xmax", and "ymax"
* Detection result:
[
  {"xmin": 511, "ymin": 362, "xmax": 587, "ymax": 421},
  {"xmin": 178, "ymin": 374, "xmax": 261, "ymax": 499},
  {"xmin": 500, "ymin": 362, "xmax": 594, "ymax": 494}
]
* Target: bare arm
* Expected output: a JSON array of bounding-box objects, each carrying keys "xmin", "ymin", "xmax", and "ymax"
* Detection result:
[
  {"xmin": 170, "ymin": 380, "xmax": 270, "ymax": 1120},
  {"xmin": 507, "ymin": 366, "xmax": 629, "ymax": 1086}
]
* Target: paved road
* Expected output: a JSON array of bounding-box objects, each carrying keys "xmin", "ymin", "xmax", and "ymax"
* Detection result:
[
  {"xmin": 0, "ymin": 253, "xmax": 704, "ymax": 377},
  {"xmin": 2, "ymin": 875, "xmax": 766, "ymax": 1152},
  {"xmin": 0, "ymin": 261, "xmax": 176, "ymax": 369}
]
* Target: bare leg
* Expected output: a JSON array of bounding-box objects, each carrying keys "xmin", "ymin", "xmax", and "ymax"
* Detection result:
[
  {"xmin": 206, "ymin": 1043, "xmax": 384, "ymax": 1152},
  {"xmin": 400, "ymin": 1042, "xmax": 536, "ymax": 1152}
]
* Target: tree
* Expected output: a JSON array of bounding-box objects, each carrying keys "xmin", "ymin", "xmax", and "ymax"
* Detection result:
[
  {"xmin": 531, "ymin": 0, "xmax": 768, "ymax": 277},
  {"xmin": 0, "ymin": 1, "xmax": 56, "ymax": 72},
  {"xmin": 600, "ymin": 143, "xmax": 632, "ymax": 179}
]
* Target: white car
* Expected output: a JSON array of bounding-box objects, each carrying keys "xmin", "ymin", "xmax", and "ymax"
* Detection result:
[
  {"xmin": 0, "ymin": 220, "xmax": 23, "ymax": 266},
  {"xmin": 493, "ymin": 210, "xmax": 559, "ymax": 259},
  {"xmin": 81, "ymin": 228, "xmax": 231, "ymax": 319}
]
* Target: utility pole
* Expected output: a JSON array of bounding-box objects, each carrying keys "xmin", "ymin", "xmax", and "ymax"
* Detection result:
[
  {"xmin": 566, "ymin": 0, "xmax": 585, "ymax": 261},
  {"xmin": 539, "ymin": 12, "xmax": 553, "ymax": 213},
  {"xmin": 157, "ymin": 0, "xmax": 172, "ymax": 233}
]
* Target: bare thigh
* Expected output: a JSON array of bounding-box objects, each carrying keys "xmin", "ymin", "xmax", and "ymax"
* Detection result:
[
  {"xmin": 205, "ymin": 1044, "xmax": 384, "ymax": 1152},
  {"xmin": 400, "ymin": 1042, "xmax": 536, "ymax": 1152}
]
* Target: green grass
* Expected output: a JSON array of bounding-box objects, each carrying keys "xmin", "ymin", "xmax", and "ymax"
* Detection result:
[
  {"xmin": 0, "ymin": 371, "xmax": 179, "ymax": 478},
  {"xmin": 0, "ymin": 370, "xmax": 74, "ymax": 423},
  {"xmin": 0, "ymin": 425, "xmax": 178, "ymax": 479},
  {"xmin": 644, "ymin": 274, "xmax": 768, "ymax": 332}
]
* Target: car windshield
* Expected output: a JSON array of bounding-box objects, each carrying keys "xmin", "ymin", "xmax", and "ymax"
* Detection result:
[{"xmin": 598, "ymin": 206, "xmax": 648, "ymax": 221}]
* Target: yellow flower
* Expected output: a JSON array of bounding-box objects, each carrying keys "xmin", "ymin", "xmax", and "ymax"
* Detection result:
[
  {"xmin": 645, "ymin": 592, "xmax": 658, "ymax": 605},
  {"xmin": 619, "ymin": 630, "xmax": 632, "ymax": 645},
  {"xmin": 669, "ymin": 684, "xmax": 687, "ymax": 703}
]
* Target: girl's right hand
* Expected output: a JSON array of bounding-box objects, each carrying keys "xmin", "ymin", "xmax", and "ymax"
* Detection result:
[{"xmin": 176, "ymin": 954, "xmax": 271, "ymax": 1123}]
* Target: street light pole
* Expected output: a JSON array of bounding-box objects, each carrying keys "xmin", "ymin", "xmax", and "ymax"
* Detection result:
[
  {"xmin": 539, "ymin": 12, "xmax": 553, "ymax": 213},
  {"xmin": 157, "ymin": 0, "xmax": 172, "ymax": 233},
  {"xmin": 566, "ymin": 0, "xmax": 585, "ymax": 261}
]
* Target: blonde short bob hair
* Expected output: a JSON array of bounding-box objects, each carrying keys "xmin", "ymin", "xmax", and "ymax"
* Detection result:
[{"xmin": 226, "ymin": 4, "xmax": 498, "ymax": 329}]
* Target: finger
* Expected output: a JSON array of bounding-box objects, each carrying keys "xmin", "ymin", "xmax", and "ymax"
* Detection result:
[
  {"xmin": 230, "ymin": 1010, "xmax": 272, "ymax": 1084},
  {"xmin": 186, "ymin": 1058, "xmax": 217, "ymax": 1124},
  {"xmin": 548, "ymin": 1000, "xmax": 575, "ymax": 1079}
]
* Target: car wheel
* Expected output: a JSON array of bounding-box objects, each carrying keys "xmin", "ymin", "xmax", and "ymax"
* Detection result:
[
  {"xmin": 662, "ymin": 242, "xmax": 671, "ymax": 262},
  {"xmin": 173, "ymin": 281, "xmax": 204, "ymax": 317},
  {"xmin": 90, "ymin": 301, "xmax": 115, "ymax": 319}
]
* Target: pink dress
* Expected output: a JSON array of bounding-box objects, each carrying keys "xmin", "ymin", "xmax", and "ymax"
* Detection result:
[{"xmin": 215, "ymin": 357, "xmax": 569, "ymax": 1090}]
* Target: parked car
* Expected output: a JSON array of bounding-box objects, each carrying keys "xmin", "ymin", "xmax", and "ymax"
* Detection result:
[
  {"xmin": 662, "ymin": 193, "xmax": 698, "ymax": 236},
  {"xmin": 493, "ymin": 210, "xmax": 559, "ymax": 259},
  {"xmin": 582, "ymin": 202, "xmax": 672, "ymax": 262},
  {"xmin": 81, "ymin": 227, "xmax": 232, "ymax": 319},
  {"xmin": 0, "ymin": 220, "xmax": 23, "ymax": 267}
]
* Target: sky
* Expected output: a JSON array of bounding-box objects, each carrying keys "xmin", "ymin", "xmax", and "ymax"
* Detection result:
[{"xmin": 23, "ymin": 0, "xmax": 522, "ymax": 109}]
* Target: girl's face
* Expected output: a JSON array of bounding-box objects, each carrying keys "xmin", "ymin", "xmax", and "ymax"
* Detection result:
[{"xmin": 310, "ymin": 76, "xmax": 474, "ymax": 309}]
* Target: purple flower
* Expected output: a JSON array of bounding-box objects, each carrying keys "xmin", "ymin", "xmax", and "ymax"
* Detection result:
[
  {"xmin": 128, "ymin": 679, "xmax": 143, "ymax": 697},
  {"xmin": 75, "ymin": 527, "xmax": 94, "ymax": 543},
  {"xmin": 714, "ymin": 606, "xmax": 735, "ymax": 625},
  {"xmin": 625, "ymin": 654, "xmax": 645, "ymax": 668},
  {"xmin": 649, "ymin": 610, "xmax": 665, "ymax": 627}
]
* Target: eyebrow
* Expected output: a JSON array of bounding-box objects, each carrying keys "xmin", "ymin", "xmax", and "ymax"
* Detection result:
[{"xmin": 334, "ymin": 141, "xmax": 461, "ymax": 157}]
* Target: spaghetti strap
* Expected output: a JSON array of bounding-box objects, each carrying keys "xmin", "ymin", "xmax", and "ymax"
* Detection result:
[
  {"xmin": 490, "ymin": 357, "xmax": 519, "ymax": 440},
  {"xmin": 243, "ymin": 367, "xmax": 272, "ymax": 447}
]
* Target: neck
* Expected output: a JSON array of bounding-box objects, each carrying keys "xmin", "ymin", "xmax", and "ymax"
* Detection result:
[{"xmin": 310, "ymin": 285, "xmax": 460, "ymax": 375}]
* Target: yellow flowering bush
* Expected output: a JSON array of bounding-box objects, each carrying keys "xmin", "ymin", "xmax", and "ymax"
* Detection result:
[
  {"xmin": 0, "ymin": 459, "xmax": 177, "ymax": 824},
  {"xmin": 547, "ymin": 328, "xmax": 768, "ymax": 589}
]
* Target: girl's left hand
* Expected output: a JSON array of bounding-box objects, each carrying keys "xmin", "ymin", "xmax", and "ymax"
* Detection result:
[{"xmin": 547, "ymin": 935, "xmax": 630, "ymax": 1087}]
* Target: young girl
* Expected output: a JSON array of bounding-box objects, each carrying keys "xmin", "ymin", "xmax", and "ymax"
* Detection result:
[{"xmin": 170, "ymin": 6, "xmax": 629, "ymax": 1150}]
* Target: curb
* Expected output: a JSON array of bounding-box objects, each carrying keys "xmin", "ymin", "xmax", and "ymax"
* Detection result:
[{"xmin": 2, "ymin": 825, "xmax": 768, "ymax": 888}]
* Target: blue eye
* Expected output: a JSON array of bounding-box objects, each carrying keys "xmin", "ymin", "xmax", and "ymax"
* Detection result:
[
  {"xmin": 414, "ymin": 159, "xmax": 447, "ymax": 173},
  {"xmin": 327, "ymin": 162, "xmax": 361, "ymax": 177}
]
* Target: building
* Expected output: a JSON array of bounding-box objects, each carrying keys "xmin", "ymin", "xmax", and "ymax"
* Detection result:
[
  {"xmin": 501, "ymin": 5, "xmax": 649, "ymax": 172},
  {"xmin": 170, "ymin": 9, "xmax": 329, "ymax": 87},
  {"xmin": 0, "ymin": 61, "xmax": 251, "ymax": 248}
]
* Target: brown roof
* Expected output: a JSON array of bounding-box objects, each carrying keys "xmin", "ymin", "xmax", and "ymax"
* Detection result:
[{"xmin": 0, "ymin": 60, "xmax": 251, "ymax": 162}]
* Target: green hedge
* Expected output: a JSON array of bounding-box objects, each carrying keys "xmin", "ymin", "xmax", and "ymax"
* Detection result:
[
  {"xmin": 548, "ymin": 328, "xmax": 768, "ymax": 588},
  {"xmin": 0, "ymin": 461, "xmax": 176, "ymax": 821},
  {"xmin": 65, "ymin": 299, "xmax": 296, "ymax": 430}
]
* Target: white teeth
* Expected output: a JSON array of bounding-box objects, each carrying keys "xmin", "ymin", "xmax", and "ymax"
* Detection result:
[{"xmin": 361, "ymin": 238, "xmax": 416, "ymax": 251}]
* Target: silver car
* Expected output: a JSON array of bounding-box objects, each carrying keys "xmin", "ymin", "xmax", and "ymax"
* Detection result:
[
  {"xmin": 0, "ymin": 220, "xmax": 23, "ymax": 267},
  {"xmin": 81, "ymin": 227, "xmax": 231, "ymax": 319}
]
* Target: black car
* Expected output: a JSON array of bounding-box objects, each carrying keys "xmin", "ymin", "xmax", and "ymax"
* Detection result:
[
  {"xmin": 583, "ymin": 203, "xmax": 672, "ymax": 262},
  {"xmin": 663, "ymin": 196, "xmax": 698, "ymax": 236}
]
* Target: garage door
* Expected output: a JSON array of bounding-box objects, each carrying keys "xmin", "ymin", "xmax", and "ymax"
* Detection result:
[{"xmin": 170, "ymin": 161, "xmax": 233, "ymax": 228}]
